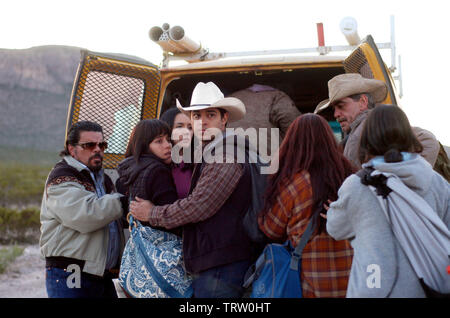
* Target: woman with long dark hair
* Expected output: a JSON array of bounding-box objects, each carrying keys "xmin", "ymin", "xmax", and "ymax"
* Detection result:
[
  {"xmin": 115, "ymin": 119, "xmax": 192, "ymax": 298},
  {"xmin": 160, "ymin": 107, "xmax": 194, "ymax": 199},
  {"xmin": 117, "ymin": 119, "xmax": 178, "ymax": 208},
  {"xmin": 258, "ymin": 113, "xmax": 355, "ymax": 298}
]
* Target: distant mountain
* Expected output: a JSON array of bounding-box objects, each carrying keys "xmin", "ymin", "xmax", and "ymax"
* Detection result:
[{"xmin": 0, "ymin": 45, "xmax": 81, "ymax": 154}]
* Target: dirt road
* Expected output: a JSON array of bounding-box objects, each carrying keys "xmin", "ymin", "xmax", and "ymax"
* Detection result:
[{"xmin": 0, "ymin": 244, "xmax": 47, "ymax": 298}]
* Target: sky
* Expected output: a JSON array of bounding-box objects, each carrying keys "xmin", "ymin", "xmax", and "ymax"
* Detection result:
[{"xmin": 2, "ymin": 0, "xmax": 449, "ymax": 145}]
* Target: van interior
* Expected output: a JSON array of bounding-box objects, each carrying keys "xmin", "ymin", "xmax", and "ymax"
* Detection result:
[{"xmin": 160, "ymin": 66, "xmax": 345, "ymax": 122}]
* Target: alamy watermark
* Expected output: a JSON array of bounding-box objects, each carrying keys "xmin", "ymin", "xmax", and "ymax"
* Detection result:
[
  {"xmin": 366, "ymin": 264, "xmax": 381, "ymax": 289},
  {"xmin": 66, "ymin": 264, "xmax": 81, "ymax": 288},
  {"xmin": 171, "ymin": 126, "xmax": 280, "ymax": 175}
]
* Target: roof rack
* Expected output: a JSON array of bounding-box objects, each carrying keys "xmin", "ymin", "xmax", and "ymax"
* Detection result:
[{"xmin": 150, "ymin": 16, "xmax": 402, "ymax": 97}]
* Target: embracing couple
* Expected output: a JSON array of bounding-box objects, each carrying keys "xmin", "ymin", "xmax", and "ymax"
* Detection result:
[{"xmin": 125, "ymin": 81, "xmax": 261, "ymax": 298}]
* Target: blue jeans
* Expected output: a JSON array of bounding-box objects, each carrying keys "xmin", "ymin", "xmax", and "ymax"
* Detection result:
[
  {"xmin": 46, "ymin": 267, "xmax": 117, "ymax": 298},
  {"xmin": 192, "ymin": 260, "xmax": 252, "ymax": 298}
]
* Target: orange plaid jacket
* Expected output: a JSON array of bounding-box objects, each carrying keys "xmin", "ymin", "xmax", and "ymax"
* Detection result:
[{"xmin": 258, "ymin": 170, "xmax": 353, "ymax": 298}]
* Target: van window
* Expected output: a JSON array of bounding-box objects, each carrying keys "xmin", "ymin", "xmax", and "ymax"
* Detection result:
[{"xmin": 77, "ymin": 71, "xmax": 144, "ymax": 154}]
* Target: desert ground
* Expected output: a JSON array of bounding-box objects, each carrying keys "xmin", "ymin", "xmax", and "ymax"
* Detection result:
[{"xmin": 0, "ymin": 244, "xmax": 47, "ymax": 298}]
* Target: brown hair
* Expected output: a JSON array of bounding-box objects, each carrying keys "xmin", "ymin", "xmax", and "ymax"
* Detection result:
[
  {"xmin": 124, "ymin": 119, "xmax": 171, "ymax": 162},
  {"xmin": 358, "ymin": 105, "xmax": 423, "ymax": 164},
  {"xmin": 262, "ymin": 114, "xmax": 355, "ymax": 233}
]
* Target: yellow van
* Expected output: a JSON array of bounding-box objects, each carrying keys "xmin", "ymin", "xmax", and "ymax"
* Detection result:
[{"xmin": 65, "ymin": 21, "xmax": 399, "ymax": 169}]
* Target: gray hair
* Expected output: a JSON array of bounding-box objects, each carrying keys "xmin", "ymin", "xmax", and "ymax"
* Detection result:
[{"xmin": 349, "ymin": 93, "xmax": 375, "ymax": 109}]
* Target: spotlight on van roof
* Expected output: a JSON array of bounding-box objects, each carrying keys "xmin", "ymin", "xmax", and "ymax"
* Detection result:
[{"xmin": 340, "ymin": 17, "xmax": 361, "ymax": 46}]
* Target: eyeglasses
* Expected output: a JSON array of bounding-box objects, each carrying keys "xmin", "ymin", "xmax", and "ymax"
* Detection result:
[{"xmin": 76, "ymin": 141, "xmax": 108, "ymax": 151}]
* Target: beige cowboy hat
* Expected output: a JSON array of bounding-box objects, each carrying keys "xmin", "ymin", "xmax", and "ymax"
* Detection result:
[
  {"xmin": 176, "ymin": 82, "xmax": 246, "ymax": 122},
  {"xmin": 314, "ymin": 73, "xmax": 387, "ymax": 114}
]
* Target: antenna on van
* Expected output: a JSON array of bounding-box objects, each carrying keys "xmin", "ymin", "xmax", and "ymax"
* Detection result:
[
  {"xmin": 389, "ymin": 15, "xmax": 403, "ymax": 97},
  {"xmin": 317, "ymin": 23, "xmax": 326, "ymax": 55}
]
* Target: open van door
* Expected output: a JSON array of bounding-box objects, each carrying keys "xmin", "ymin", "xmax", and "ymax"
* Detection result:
[
  {"xmin": 344, "ymin": 35, "xmax": 398, "ymax": 105},
  {"xmin": 66, "ymin": 50, "xmax": 161, "ymax": 169}
]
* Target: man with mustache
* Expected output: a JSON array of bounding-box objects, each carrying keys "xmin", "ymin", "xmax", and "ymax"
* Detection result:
[
  {"xmin": 40, "ymin": 121, "xmax": 127, "ymax": 298},
  {"xmin": 315, "ymin": 73, "xmax": 440, "ymax": 169}
]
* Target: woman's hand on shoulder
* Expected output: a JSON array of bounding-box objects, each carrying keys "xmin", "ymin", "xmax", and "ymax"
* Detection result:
[{"xmin": 320, "ymin": 199, "xmax": 333, "ymax": 219}]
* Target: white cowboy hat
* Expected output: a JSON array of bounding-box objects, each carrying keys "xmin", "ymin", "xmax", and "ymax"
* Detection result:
[
  {"xmin": 314, "ymin": 73, "xmax": 387, "ymax": 114},
  {"xmin": 176, "ymin": 82, "xmax": 246, "ymax": 122}
]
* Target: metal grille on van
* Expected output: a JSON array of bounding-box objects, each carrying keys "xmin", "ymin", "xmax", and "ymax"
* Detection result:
[
  {"xmin": 69, "ymin": 55, "xmax": 160, "ymax": 169},
  {"xmin": 343, "ymin": 47, "xmax": 374, "ymax": 79}
]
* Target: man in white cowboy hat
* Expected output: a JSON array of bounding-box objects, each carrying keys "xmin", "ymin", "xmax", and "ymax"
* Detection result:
[
  {"xmin": 315, "ymin": 73, "xmax": 440, "ymax": 169},
  {"xmin": 176, "ymin": 81, "xmax": 246, "ymax": 144},
  {"xmin": 129, "ymin": 82, "xmax": 260, "ymax": 298}
]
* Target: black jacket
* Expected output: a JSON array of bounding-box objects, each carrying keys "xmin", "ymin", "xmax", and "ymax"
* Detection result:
[
  {"xmin": 182, "ymin": 146, "xmax": 258, "ymax": 274},
  {"xmin": 116, "ymin": 154, "xmax": 180, "ymax": 234}
]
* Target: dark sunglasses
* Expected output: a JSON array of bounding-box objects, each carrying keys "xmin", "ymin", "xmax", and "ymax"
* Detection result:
[{"xmin": 76, "ymin": 141, "xmax": 108, "ymax": 151}]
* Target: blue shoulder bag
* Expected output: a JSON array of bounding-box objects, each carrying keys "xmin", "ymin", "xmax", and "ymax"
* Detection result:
[{"xmin": 243, "ymin": 214, "xmax": 317, "ymax": 298}]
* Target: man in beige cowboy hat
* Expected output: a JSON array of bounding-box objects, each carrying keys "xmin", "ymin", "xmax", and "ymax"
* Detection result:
[
  {"xmin": 129, "ymin": 82, "xmax": 260, "ymax": 298},
  {"xmin": 315, "ymin": 73, "xmax": 440, "ymax": 169}
]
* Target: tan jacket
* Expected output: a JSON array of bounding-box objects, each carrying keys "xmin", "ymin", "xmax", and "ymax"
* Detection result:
[
  {"xmin": 227, "ymin": 86, "xmax": 301, "ymax": 157},
  {"xmin": 411, "ymin": 126, "xmax": 440, "ymax": 167},
  {"xmin": 343, "ymin": 110, "xmax": 370, "ymax": 169},
  {"xmin": 40, "ymin": 156, "xmax": 124, "ymax": 276}
]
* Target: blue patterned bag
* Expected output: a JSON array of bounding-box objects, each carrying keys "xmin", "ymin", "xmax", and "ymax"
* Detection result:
[{"xmin": 118, "ymin": 215, "xmax": 193, "ymax": 298}]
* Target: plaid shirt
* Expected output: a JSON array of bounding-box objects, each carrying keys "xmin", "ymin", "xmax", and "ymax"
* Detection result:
[
  {"xmin": 149, "ymin": 160, "xmax": 244, "ymax": 229},
  {"xmin": 258, "ymin": 170, "xmax": 353, "ymax": 298}
]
